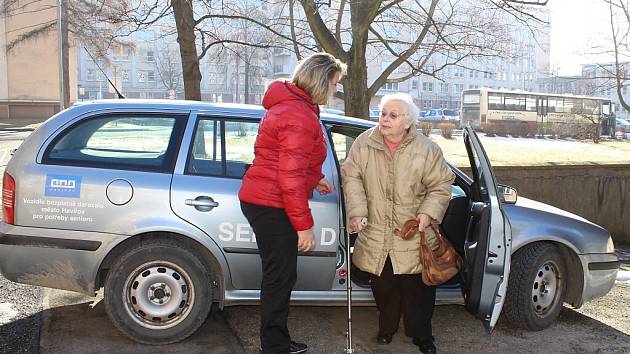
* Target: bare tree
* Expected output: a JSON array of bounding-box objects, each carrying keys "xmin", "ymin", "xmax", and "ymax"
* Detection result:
[
  {"xmin": 189, "ymin": 0, "xmax": 548, "ymax": 117},
  {"xmin": 607, "ymin": 0, "xmax": 630, "ymax": 112},
  {"xmin": 155, "ymin": 44, "xmax": 183, "ymax": 96},
  {"xmin": 7, "ymin": 0, "xmax": 545, "ymax": 108}
]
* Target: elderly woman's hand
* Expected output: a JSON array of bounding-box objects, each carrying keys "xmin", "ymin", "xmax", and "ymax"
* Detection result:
[
  {"xmin": 349, "ymin": 216, "xmax": 367, "ymax": 233},
  {"xmin": 415, "ymin": 213, "xmax": 432, "ymax": 231}
]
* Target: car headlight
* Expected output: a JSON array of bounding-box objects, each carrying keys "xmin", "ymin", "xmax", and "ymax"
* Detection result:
[{"xmin": 607, "ymin": 236, "xmax": 616, "ymax": 253}]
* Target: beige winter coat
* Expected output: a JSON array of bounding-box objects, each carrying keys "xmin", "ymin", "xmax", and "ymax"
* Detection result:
[{"xmin": 341, "ymin": 125, "xmax": 455, "ymax": 276}]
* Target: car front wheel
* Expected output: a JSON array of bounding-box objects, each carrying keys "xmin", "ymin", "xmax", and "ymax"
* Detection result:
[
  {"xmin": 104, "ymin": 239, "xmax": 213, "ymax": 344},
  {"xmin": 503, "ymin": 243, "xmax": 567, "ymax": 331}
]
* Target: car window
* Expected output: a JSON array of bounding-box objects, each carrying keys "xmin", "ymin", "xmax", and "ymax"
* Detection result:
[
  {"xmin": 187, "ymin": 118, "xmax": 223, "ymax": 176},
  {"xmin": 327, "ymin": 125, "xmax": 365, "ymax": 165},
  {"xmin": 44, "ymin": 115, "xmax": 184, "ymax": 172},
  {"xmin": 465, "ymin": 134, "xmax": 490, "ymax": 202},
  {"xmin": 186, "ymin": 118, "xmax": 259, "ymax": 178},
  {"xmin": 225, "ymin": 121, "xmax": 258, "ymax": 177}
]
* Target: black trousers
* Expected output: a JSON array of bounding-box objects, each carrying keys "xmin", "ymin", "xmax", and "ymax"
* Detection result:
[
  {"xmin": 371, "ymin": 257, "xmax": 436, "ymax": 341},
  {"xmin": 241, "ymin": 201, "xmax": 298, "ymax": 354}
]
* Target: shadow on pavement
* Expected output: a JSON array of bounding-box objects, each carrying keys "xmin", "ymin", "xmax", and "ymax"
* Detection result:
[
  {"xmin": 223, "ymin": 301, "xmax": 630, "ymax": 354},
  {"xmin": 38, "ymin": 299, "xmax": 243, "ymax": 354}
]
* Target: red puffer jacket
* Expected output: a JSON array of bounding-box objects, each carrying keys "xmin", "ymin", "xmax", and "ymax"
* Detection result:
[{"xmin": 239, "ymin": 81, "xmax": 327, "ymax": 231}]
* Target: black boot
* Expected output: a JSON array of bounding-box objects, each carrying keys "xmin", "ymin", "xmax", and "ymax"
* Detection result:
[
  {"xmin": 376, "ymin": 333, "xmax": 393, "ymax": 344},
  {"xmin": 413, "ymin": 336, "xmax": 436, "ymax": 354},
  {"xmin": 289, "ymin": 341, "xmax": 308, "ymax": 354}
]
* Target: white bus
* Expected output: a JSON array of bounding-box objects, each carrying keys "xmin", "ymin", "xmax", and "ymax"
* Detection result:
[{"xmin": 461, "ymin": 88, "xmax": 616, "ymax": 136}]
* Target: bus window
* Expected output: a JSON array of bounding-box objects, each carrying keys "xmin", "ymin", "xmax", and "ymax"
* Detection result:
[
  {"xmin": 526, "ymin": 96, "xmax": 537, "ymax": 112},
  {"xmin": 488, "ymin": 93, "xmax": 503, "ymax": 110},
  {"xmin": 583, "ymin": 99, "xmax": 600, "ymax": 115},
  {"xmin": 463, "ymin": 93, "xmax": 480, "ymax": 105},
  {"xmin": 504, "ymin": 94, "xmax": 526, "ymax": 111},
  {"xmin": 563, "ymin": 98, "xmax": 575, "ymax": 114},
  {"xmin": 549, "ymin": 97, "xmax": 560, "ymax": 113}
]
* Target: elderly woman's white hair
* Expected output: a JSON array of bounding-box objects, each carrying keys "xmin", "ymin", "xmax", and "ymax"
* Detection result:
[{"xmin": 378, "ymin": 93, "xmax": 419, "ymax": 125}]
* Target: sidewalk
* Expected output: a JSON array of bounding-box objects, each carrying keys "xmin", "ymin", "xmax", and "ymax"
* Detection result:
[{"xmin": 0, "ymin": 117, "xmax": 45, "ymax": 131}]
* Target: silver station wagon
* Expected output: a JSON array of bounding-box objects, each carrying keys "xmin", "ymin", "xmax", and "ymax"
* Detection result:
[{"xmin": 0, "ymin": 100, "xmax": 619, "ymax": 344}]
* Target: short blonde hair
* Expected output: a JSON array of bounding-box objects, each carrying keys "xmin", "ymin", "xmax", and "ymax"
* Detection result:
[
  {"xmin": 291, "ymin": 52, "xmax": 347, "ymax": 105},
  {"xmin": 379, "ymin": 93, "xmax": 419, "ymax": 125}
]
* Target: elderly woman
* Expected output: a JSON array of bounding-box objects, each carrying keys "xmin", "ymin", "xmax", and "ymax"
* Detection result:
[{"xmin": 341, "ymin": 93, "xmax": 455, "ymax": 354}]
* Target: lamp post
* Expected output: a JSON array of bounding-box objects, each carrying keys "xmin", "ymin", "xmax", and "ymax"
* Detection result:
[{"xmin": 57, "ymin": 0, "xmax": 64, "ymax": 110}]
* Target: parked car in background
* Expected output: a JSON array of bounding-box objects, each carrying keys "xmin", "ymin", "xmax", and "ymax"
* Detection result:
[
  {"xmin": 321, "ymin": 108, "xmax": 345, "ymax": 116},
  {"xmin": 423, "ymin": 108, "xmax": 461, "ymax": 124},
  {"xmin": 369, "ymin": 109, "xmax": 380, "ymax": 121},
  {"xmin": 615, "ymin": 118, "xmax": 630, "ymax": 139},
  {"xmin": 616, "ymin": 118, "xmax": 630, "ymax": 131},
  {"xmin": 0, "ymin": 100, "xmax": 618, "ymax": 344}
]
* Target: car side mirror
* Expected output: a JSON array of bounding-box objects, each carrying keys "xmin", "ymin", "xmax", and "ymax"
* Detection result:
[{"xmin": 498, "ymin": 184, "xmax": 517, "ymax": 204}]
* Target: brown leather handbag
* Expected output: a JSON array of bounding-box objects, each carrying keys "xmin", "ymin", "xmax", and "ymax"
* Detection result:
[{"xmin": 395, "ymin": 219, "xmax": 463, "ymax": 286}]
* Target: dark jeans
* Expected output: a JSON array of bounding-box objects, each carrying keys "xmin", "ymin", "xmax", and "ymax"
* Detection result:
[
  {"xmin": 371, "ymin": 257, "xmax": 436, "ymax": 341},
  {"xmin": 240, "ymin": 201, "xmax": 298, "ymax": 354}
]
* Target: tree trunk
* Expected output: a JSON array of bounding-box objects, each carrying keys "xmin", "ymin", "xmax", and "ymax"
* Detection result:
[
  {"xmin": 172, "ymin": 0, "xmax": 201, "ymax": 101},
  {"xmin": 342, "ymin": 0, "xmax": 373, "ymax": 119},
  {"xmin": 343, "ymin": 64, "xmax": 370, "ymax": 119},
  {"xmin": 244, "ymin": 58, "xmax": 250, "ymax": 104}
]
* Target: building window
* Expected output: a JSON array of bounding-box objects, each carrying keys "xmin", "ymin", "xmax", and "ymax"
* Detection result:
[
  {"xmin": 273, "ymin": 64, "xmax": 283, "ymax": 73},
  {"xmin": 146, "ymin": 50, "xmax": 155, "ymax": 62},
  {"xmin": 455, "ymin": 68, "xmax": 464, "ymax": 78},
  {"xmin": 147, "ymin": 71, "xmax": 156, "ymax": 82},
  {"xmin": 440, "ymin": 83, "xmax": 449, "ymax": 93},
  {"xmin": 383, "ymin": 82, "xmax": 399, "ymax": 91},
  {"xmin": 122, "ymin": 70, "xmax": 130, "ymax": 82},
  {"xmin": 422, "ymin": 82, "xmax": 433, "ymax": 92},
  {"xmin": 87, "ymin": 69, "xmax": 97, "ymax": 81},
  {"xmin": 412, "ymin": 80, "xmax": 418, "ymax": 90},
  {"xmin": 137, "ymin": 71, "xmax": 146, "ymax": 83},
  {"xmin": 455, "ymin": 84, "xmax": 464, "ymax": 93},
  {"xmin": 440, "ymin": 100, "xmax": 448, "ymax": 108}
]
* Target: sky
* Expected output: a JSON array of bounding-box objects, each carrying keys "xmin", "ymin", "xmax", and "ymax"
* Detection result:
[{"xmin": 549, "ymin": 0, "xmax": 617, "ymax": 75}]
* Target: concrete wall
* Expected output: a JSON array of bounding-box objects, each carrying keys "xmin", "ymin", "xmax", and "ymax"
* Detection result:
[
  {"xmin": 1, "ymin": 0, "xmax": 77, "ymax": 121},
  {"xmin": 0, "ymin": 14, "xmax": 8, "ymax": 100},
  {"xmin": 474, "ymin": 164, "xmax": 630, "ymax": 245}
]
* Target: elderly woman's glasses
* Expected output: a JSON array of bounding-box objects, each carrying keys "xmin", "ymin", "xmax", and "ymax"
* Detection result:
[{"xmin": 380, "ymin": 111, "xmax": 406, "ymax": 120}]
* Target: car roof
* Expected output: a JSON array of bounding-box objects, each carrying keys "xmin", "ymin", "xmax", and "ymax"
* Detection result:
[{"xmin": 66, "ymin": 99, "xmax": 374, "ymax": 127}]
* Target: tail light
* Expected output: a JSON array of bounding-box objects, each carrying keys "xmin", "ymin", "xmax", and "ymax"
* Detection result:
[{"xmin": 3, "ymin": 172, "xmax": 15, "ymax": 225}]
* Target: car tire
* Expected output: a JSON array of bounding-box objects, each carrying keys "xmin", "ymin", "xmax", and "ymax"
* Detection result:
[
  {"xmin": 104, "ymin": 239, "xmax": 213, "ymax": 344},
  {"xmin": 503, "ymin": 243, "xmax": 567, "ymax": 331}
]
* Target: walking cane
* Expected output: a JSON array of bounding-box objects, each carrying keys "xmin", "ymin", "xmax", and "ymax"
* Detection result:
[
  {"xmin": 345, "ymin": 226, "xmax": 354, "ymax": 354},
  {"xmin": 345, "ymin": 218, "xmax": 366, "ymax": 354}
]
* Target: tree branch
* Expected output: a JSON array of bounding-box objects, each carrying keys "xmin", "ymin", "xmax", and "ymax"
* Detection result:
[
  {"xmin": 368, "ymin": 0, "xmax": 438, "ymax": 97},
  {"xmin": 298, "ymin": 0, "xmax": 348, "ymax": 60}
]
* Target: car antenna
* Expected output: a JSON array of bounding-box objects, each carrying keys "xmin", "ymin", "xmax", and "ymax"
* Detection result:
[{"xmin": 83, "ymin": 46, "xmax": 126, "ymax": 99}]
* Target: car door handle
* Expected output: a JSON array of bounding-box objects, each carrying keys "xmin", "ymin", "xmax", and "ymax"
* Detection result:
[{"xmin": 185, "ymin": 196, "xmax": 219, "ymax": 211}]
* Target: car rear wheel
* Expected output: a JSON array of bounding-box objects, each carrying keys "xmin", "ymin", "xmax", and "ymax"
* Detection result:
[
  {"xmin": 104, "ymin": 239, "xmax": 212, "ymax": 344},
  {"xmin": 503, "ymin": 243, "xmax": 567, "ymax": 331}
]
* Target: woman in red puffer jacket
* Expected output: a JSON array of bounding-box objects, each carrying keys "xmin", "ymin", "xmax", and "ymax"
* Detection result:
[{"xmin": 239, "ymin": 52, "xmax": 346, "ymax": 354}]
